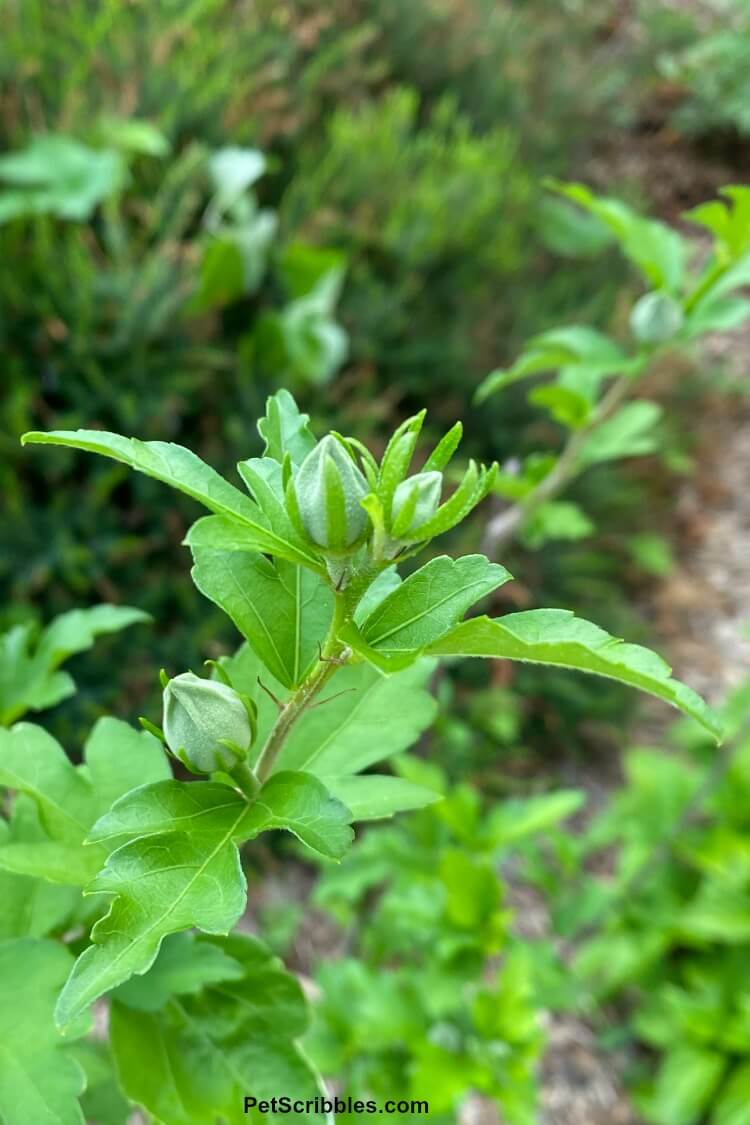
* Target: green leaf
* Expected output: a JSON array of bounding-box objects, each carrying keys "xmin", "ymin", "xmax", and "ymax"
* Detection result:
[
  {"xmin": 68, "ymin": 1042, "xmax": 131, "ymax": 1125},
  {"xmin": 0, "ymin": 724, "xmax": 93, "ymax": 844},
  {"xmin": 353, "ymin": 567, "xmax": 402, "ymax": 625},
  {"xmin": 712, "ymin": 1063, "xmax": 750, "ymax": 1125},
  {"xmin": 323, "ymin": 775, "xmax": 441, "ymax": 820},
  {"xmin": 209, "ymin": 146, "xmax": 266, "ymax": 208},
  {"xmin": 0, "ymin": 938, "xmax": 87, "ymax": 1125},
  {"xmin": 0, "ymin": 801, "xmax": 79, "ymax": 939},
  {"xmin": 686, "ymin": 186, "xmax": 750, "ymax": 259},
  {"xmin": 185, "ymin": 514, "xmax": 322, "ymax": 574},
  {"xmin": 236, "ymin": 457, "xmax": 302, "ymax": 543},
  {"xmin": 0, "ymin": 605, "xmax": 149, "ymax": 725},
  {"xmin": 425, "ymin": 610, "xmax": 721, "ymax": 739},
  {"xmin": 440, "ymin": 849, "xmax": 501, "ymax": 929},
  {"xmin": 678, "ymin": 881, "xmax": 750, "ymax": 943},
  {"xmin": 551, "ymin": 181, "xmax": 687, "ymax": 293},
  {"xmin": 628, "ymin": 532, "xmax": 675, "ymax": 577},
  {"xmin": 0, "ymin": 719, "xmax": 170, "ymax": 884},
  {"xmin": 577, "ymin": 401, "xmax": 662, "ymax": 466},
  {"xmin": 529, "ymin": 383, "xmax": 592, "ymax": 429},
  {"xmin": 190, "ymin": 237, "xmax": 245, "ymax": 312},
  {"xmin": 20, "ymin": 430, "xmax": 317, "ymax": 567},
  {"xmin": 236, "ymin": 457, "xmax": 327, "ymax": 572},
  {"xmin": 87, "ymin": 780, "xmax": 248, "ymax": 845},
  {"xmin": 519, "ymin": 500, "xmax": 594, "ymax": 550},
  {"xmin": 191, "ymin": 548, "xmax": 332, "ymax": 688},
  {"xmin": 0, "ymin": 839, "xmax": 102, "ymax": 886},
  {"xmin": 260, "ymin": 660, "xmax": 439, "ymax": 779},
  {"xmin": 112, "ymin": 931, "xmax": 245, "ymax": 1012},
  {"xmin": 486, "ymin": 790, "xmax": 585, "ymax": 847},
  {"xmin": 358, "ymin": 555, "xmax": 511, "ymax": 657},
  {"xmin": 82, "ymin": 715, "xmax": 172, "ymax": 814},
  {"xmin": 0, "ymin": 134, "xmax": 125, "ymax": 222},
  {"xmin": 257, "ymin": 389, "xmax": 317, "ymax": 465},
  {"xmin": 685, "ymin": 294, "xmax": 750, "ymax": 338},
  {"xmin": 97, "ymin": 116, "xmax": 170, "ymax": 157},
  {"xmin": 237, "ymin": 771, "xmax": 353, "ymax": 858},
  {"xmin": 59, "ymin": 772, "xmax": 352, "ymax": 1026},
  {"xmin": 90, "ymin": 773, "xmax": 353, "ymax": 860},
  {"xmin": 639, "ymin": 1044, "xmax": 725, "ymax": 1125},
  {"xmin": 55, "ymin": 828, "xmax": 248, "ymax": 1030},
  {"xmin": 476, "ymin": 325, "xmax": 632, "ymax": 402},
  {"xmin": 110, "ymin": 933, "xmax": 332, "ymax": 1125},
  {"xmin": 538, "ymin": 193, "xmax": 615, "ymax": 258}
]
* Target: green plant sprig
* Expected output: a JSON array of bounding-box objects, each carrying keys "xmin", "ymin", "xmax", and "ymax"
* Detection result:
[
  {"xmin": 478, "ymin": 182, "xmax": 750, "ymax": 555},
  {"xmin": 17, "ymin": 387, "xmax": 722, "ymax": 1045}
]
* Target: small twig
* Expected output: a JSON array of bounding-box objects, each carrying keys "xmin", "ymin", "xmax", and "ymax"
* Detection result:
[{"xmin": 482, "ymin": 375, "xmax": 632, "ymax": 556}]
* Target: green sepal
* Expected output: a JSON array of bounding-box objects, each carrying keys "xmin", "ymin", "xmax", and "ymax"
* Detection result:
[
  {"xmin": 323, "ymin": 451, "xmax": 350, "ymax": 553},
  {"xmin": 422, "ymin": 421, "xmax": 463, "ymax": 472},
  {"xmin": 138, "ymin": 717, "xmax": 165, "ymax": 743},
  {"xmin": 341, "ymin": 436, "xmax": 380, "ymax": 489},
  {"xmin": 410, "ymin": 460, "xmax": 497, "ymax": 540},
  {"xmin": 377, "ymin": 410, "xmax": 427, "ymax": 509}
]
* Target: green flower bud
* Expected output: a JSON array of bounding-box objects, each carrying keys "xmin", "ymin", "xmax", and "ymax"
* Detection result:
[
  {"xmin": 390, "ymin": 471, "xmax": 442, "ymax": 539},
  {"xmin": 162, "ymin": 672, "xmax": 252, "ymax": 775},
  {"xmin": 290, "ymin": 435, "xmax": 370, "ymax": 553},
  {"xmin": 630, "ymin": 291, "xmax": 684, "ymax": 345}
]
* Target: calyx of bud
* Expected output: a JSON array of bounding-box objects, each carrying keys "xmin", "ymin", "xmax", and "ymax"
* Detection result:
[{"xmin": 162, "ymin": 672, "xmax": 253, "ymax": 775}]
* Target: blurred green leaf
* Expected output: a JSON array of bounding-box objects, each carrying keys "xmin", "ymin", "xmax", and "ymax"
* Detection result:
[{"xmin": 0, "ymin": 135, "xmax": 126, "ymax": 222}]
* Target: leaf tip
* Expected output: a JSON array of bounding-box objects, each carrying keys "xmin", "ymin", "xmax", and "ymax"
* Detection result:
[{"xmin": 20, "ymin": 431, "xmax": 44, "ymax": 446}]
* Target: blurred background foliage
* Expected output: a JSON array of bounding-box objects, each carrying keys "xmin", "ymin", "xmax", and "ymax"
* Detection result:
[{"xmin": 0, "ymin": 0, "xmax": 744, "ymax": 746}]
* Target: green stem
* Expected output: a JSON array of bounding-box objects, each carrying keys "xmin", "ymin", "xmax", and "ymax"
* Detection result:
[
  {"xmin": 253, "ymin": 593, "xmax": 349, "ymax": 784},
  {"xmin": 230, "ymin": 759, "xmax": 261, "ymax": 799},
  {"xmin": 483, "ymin": 373, "xmax": 633, "ymax": 555},
  {"xmin": 683, "ymin": 256, "xmax": 728, "ymax": 314}
]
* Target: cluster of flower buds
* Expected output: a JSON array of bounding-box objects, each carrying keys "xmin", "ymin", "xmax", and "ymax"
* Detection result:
[
  {"xmin": 160, "ymin": 671, "xmax": 256, "ymax": 775},
  {"xmin": 284, "ymin": 411, "xmax": 497, "ymax": 566}
]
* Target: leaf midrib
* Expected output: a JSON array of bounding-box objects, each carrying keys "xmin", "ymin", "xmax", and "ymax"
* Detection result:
[{"xmin": 69, "ymin": 806, "xmax": 248, "ymax": 1018}]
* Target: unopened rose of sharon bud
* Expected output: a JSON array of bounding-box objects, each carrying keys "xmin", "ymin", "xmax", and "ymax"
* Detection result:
[
  {"xmin": 162, "ymin": 672, "xmax": 252, "ymax": 774},
  {"xmin": 391, "ymin": 470, "xmax": 442, "ymax": 538},
  {"xmin": 630, "ymin": 291, "xmax": 684, "ymax": 345},
  {"xmin": 292, "ymin": 435, "xmax": 370, "ymax": 552}
]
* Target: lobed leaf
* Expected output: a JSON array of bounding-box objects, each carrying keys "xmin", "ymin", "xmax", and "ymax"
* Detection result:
[
  {"xmin": 110, "ymin": 933, "xmax": 332, "ymax": 1124},
  {"xmin": 59, "ymin": 772, "xmax": 352, "ymax": 1027},
  {"xmin": 55, "ymin": 828, "xmax": 248, "ymax": 1029},
  {"xmin": 425, "ymin": 610, "xmax": 721, "ymax": 740}
]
